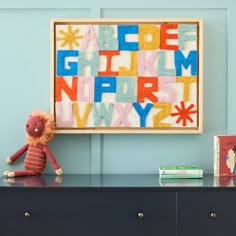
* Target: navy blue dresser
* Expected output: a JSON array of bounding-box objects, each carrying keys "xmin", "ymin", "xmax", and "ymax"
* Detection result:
[{"xmin": 0, "ymin": 175, "xmax": 235, "ymax": 236}]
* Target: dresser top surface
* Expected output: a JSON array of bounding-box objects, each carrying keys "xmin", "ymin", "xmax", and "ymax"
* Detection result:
[{"xmin": 0, "ymin": 174, "xmax": 236, "ymax": 190}]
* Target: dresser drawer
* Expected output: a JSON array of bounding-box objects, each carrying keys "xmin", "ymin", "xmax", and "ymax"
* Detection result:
[
  {"xmin": 0, "ymin": 189, "xmax": 176, "ymax": 236},
  {"xmin": 178, "ymin": 191, "xmax": 236, "ymax": 236}
]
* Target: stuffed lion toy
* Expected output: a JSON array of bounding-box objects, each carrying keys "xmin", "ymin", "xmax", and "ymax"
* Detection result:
[{"xmin": 3, "ymin": 111, "xmax": 63, "ymax": 177}]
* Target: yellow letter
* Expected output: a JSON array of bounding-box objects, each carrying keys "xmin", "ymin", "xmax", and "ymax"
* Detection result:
[
  {"xmin": 177, "ymin": 76, "xmax": 197, "ymax": 102},
  {"xmin": 138, "ymin": 25, "xmax": 160, "ymax": 50},
  {"xmin": 153, "ymin": 102, "xmax": 171, "ymax": 127},
  {"xmin": 119, "ymin": 51, "xmax": 137, "ymax": 76},
  {"xmin": 72, "ymin": 102, "xmax": 92, "ymax": 128}
]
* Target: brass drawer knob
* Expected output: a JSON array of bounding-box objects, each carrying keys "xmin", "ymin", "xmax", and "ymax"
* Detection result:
[
  {"xmin": 24, "ymin": 212, "xmax": 31, "ymax": 218},
  {"xmin": 210, "ymin": 212, "xmax": 217, "ymax": 218},
  {"xmin": 138, "ymin": 212, "xmax": 144, "ymax": 218}
]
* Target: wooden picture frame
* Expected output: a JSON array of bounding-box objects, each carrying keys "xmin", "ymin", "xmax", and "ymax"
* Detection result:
[{"xmin": 50, "ymin": 18, "xmax": 203, "ymax": 134}]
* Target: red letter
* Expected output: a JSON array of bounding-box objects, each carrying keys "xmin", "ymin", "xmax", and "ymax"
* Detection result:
[
  {"xmin": 98, "ymin": 50, "xmax": 120, "ymax": 76},
  {"xmin": 137, "ymin": 77, "xmax": 158, "ymax": 103},
  {"xmin": 55, "ymin": 76, "xmax": 78, "ymax": 101},
  {"xmin": 160, "ymin": 24, "xmax": 178, "ymax": 50}
]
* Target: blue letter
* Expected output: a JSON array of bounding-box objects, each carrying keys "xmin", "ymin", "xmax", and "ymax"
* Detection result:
[
  {"xmin": 92, "ymin": 103, "xmax": 113, "ymax": 127},
  {"xmin": 78, "ymin": 51, "xmax": 99, "ymax": 76},
  {"xmin": 57, "ymin": 50, "xmax": 78, "ymax": 76},
  {"xmin": 118, "ymin": 25, "xmax": 138, "ymax": 51},
  {"xmin": 116, "ymin": 77, "xmax": 136, "ymax": 102},
  {"xmin": 99, "ymin": 25, "xmax": 118, "ymax": 50},
  {"xmin": 174, "ymin": 50, "xmax": 197, "ymax": 76},
  {"xmin": 133, "ymin": 103, "xmax": 153, "ymax": 127},
  {"xmin": 94, "ymin": 77, "xmax": 116, "ymax": 102}
]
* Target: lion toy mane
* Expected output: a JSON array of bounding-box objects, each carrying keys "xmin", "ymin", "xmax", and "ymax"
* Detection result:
[{"xmin": 3, "ymin": 111, "xmax": 63, "ymax": 178}]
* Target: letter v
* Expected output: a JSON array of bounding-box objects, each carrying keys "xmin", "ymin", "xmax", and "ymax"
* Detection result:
[{"xmin": 72, "ymin": 102, "xmax": 92, "ymax": 128}]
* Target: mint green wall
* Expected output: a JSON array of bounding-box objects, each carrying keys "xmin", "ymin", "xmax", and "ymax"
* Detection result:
[{"xmin": 0, "ymin": 0, "xmax": 234, "ymax": 175}]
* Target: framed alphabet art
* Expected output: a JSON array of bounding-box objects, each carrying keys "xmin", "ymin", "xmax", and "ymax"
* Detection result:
[{"xmin": 51, "ymin": 18, "xmax": 203, "ymax": 134}]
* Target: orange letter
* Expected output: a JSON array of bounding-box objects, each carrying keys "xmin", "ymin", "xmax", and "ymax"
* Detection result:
[
  {"xmin": 137, "ymin": 77, "xmax": 158, "ymax": 103},
  {"xmin": 55, "ymin": 76, "xmax": 78, "ymax": 101},
  {"xmin": 160, "ymin": 24, "xmax": 178, "ymax": 50},
  {"xmin": 98, "ymin": 50, "xmax": 119, "ymax": 76}
]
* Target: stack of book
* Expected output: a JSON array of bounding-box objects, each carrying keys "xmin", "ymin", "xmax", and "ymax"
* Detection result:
[{"xmin": 159, "ymin": 165, "xmax": 203, "ymax": 179}]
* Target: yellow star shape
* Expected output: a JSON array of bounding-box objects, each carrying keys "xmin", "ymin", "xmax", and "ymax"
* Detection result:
[{"xmin": 56, "ymin": 25, "xmax": 83, "ymax": 50}]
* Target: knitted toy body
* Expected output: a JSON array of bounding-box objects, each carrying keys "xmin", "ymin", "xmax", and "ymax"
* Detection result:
[
  {"xmin": 4, "ymin": 111, "xmax": 62, "ymax": 178},
  {"xmin": 6, "ymin": 144, "xmax": 60, "ymax": 177},
  {"xmin": 24, "ymin": 144, "xmax": 47, "ymax": 175}
]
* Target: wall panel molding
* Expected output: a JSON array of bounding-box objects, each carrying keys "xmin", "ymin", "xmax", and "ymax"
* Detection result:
[{"xmin": 0, "ymin": 0, "xmax": 234, "ymax": 9}]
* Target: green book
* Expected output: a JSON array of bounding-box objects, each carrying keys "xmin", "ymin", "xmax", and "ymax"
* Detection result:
[{"xmin": 159, "ymin": 165, "xmax": 203, "ymax": 175}]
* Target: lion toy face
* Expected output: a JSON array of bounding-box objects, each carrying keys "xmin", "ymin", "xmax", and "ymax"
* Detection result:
[
  {"xmin": 25, "ymin": 111, "xmax": 55, "ymax": 146},
  {"xmin": 26, "ymin": 115, "xmax": 45, "ymax": 138}
]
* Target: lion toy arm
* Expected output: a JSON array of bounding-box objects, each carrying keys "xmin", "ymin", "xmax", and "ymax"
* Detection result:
[
  {"xmin": 43, "ymin": 145, "xmax": 63, "ymax": 175},
  {"xmin": 6, "ymin": 144, "xmax": 29, "ymax": 164}
]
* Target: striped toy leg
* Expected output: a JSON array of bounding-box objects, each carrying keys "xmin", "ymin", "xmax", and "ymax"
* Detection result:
[{"xmin": 5, "ymin": 170, "xmax": 39, "ymax": 177}]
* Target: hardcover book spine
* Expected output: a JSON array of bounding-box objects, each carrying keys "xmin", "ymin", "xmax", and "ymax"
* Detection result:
[
  {"xmin": 159, "ymin": 170, "xmax": 203, "ymax": 175},
  {"xmin": 214, "ymin": 136, "xmax": 220, "ymax": 177}
]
